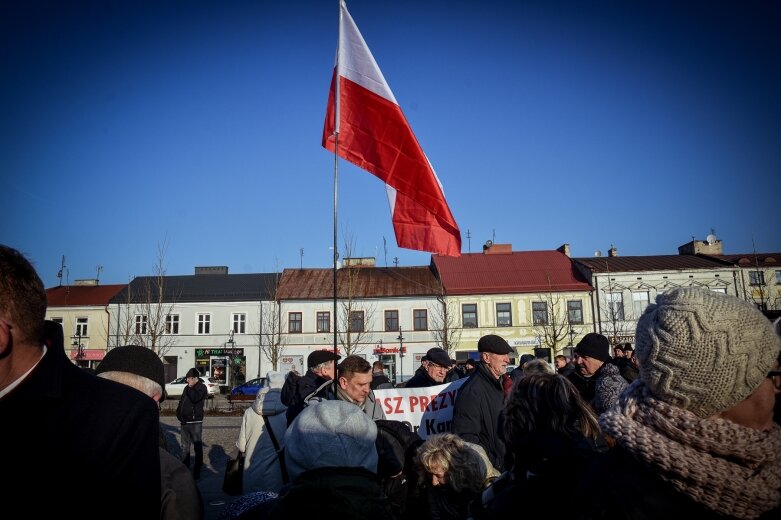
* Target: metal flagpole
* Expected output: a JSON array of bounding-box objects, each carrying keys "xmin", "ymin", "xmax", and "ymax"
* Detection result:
[{"xmin": 332, "ymin": 0, "xmax": 342, "ymax": 393}]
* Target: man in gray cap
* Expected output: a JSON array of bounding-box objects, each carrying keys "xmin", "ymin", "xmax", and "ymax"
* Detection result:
[
  {"xmin": 96, "ymin": 345, "xmax": 203, "ymax": 520},
  {"xmin": 405, "ymin": 347, "xmax": 454, "ymax": 388},
  {"xmin": 452, "ymin": 334, "xmax": 513, "ymax": 470}
]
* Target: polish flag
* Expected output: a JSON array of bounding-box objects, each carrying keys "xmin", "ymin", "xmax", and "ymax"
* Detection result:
[{"xmin": 322, "ymin": 1, "xmax": 461, "ymax": 257}]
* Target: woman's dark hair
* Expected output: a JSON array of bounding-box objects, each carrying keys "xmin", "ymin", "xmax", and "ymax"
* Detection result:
[{"xmin": 504, "ymin": 373, "xmax": 600, "ymax": 443}]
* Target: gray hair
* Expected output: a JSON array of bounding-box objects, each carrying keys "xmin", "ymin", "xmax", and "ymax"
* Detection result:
[{"xmin": 98, "ymin": 371, "xmax": 163, "ymax": 400}]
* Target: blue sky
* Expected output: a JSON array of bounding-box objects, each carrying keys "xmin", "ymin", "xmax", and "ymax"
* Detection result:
[{"xmin": 2, "ymin": 0, "xmax": 779, "ymax": 288}]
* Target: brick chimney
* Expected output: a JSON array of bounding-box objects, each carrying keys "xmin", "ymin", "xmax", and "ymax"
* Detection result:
[
  {"xmin": 483, "ymin": 243, "xmax": 512, "ymax": 254},
  {"xmin": 608, "ymin": 245, "xmax": 618, "ymax": 257},
  {"xmin": 556, "ymin": 243, "xmax": 571, "ymax": 257}
]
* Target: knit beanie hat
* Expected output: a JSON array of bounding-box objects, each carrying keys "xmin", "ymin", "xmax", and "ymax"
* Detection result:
[
  {"xmin": 185, "ymin": 367, "xmax": 201, "ymax": 379},
  {"xmin": 284, "ymin": 400, "xmax": 378, "ymax": 482},
  {"xmin": 635, "ymin": 287, "xmax": 781, "ymax": 418},
  {"xmin": 574, "ymin": 333, "xmax": 611, "ymax": 362},
  {"xmin": 96, "ymin": 345, "xmax": 166, "ymax": 401}
]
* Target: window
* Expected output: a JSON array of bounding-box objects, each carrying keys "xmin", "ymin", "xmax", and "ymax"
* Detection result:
[
  {"xmin": 711, "ymin": 287, "xmax": 727, "ymax": 294},
  {"xmin": 317, "ymin": 311, "xmax": 330, "ymax": 333},
  {"xmin": 197, "ymin": 314, "xmax": 211, "ymax": 334},
  {"xmin": 349, "ymin": 311, "xmax": 365, "ymax": 332},
  {"xmin": 776, "ymin": 270, "xmax": 781, "ymax": 284},
  {"xmin": 749, "ymin": 271, "xmax": 765, "ymax": 285},
  {"xmin": 232, "ymin": 313, "xmax": 246, "ymax": 334},
  {"xmin": 567, "ymin": 300, "xmax": 583, "ymax": 325},
  {"xmin": 76, "ymin": 317, "xmax": 88, "ymax": 336},
  {"xmin": 462, "ymin": 304, "xmax": 478, "ymax": 328},
  {"xmin": 532, "ymin": 302, "xmax": 548, "ymax": 325},
  {"xmin": 51, "ymin": 317, "xmax": 63, "ymax": 324},
  {"xmin": 134, "ymin": 315, "xmax": 148, "ymax": 335},
  {"xmin": 413, "ymin": 309, "xmax": 428, "ymax": 331},
  {"xmin": 632, "ymin": 292, "xmax": 649, "ymax": 318},
  {"xmin": 165, "ymin": 314, "xmax": 180, "ymax": 334},
  {"xmin": 496, "ymin": 303, "xmax": 512, "ymax": 327},
  {"xmin": 289, "ymin": 312, "xmax": 302, "ymax": 333},
  {"xmin": 606, "ymin": 292, "xmax": 624, "ymax": 321},
  {"xmin": 385, "ymin": 310, "xmax": 399, "ymax": 331}
]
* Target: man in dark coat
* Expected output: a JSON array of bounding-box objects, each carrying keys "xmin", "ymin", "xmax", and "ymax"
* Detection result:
[
  {"xmin": 0, "ymin": 245, "xmax": 161, "ymax": 517},
  {"xmin": 404, "ymin": 347, "xmax": 453, "ymax": 388},
  {"xmin": 282, "ymin": 349, "xmax": 340, "ymax": 425},
  {"xmin": 573, "ymin": 333, "xmax": 627, "ymax": 414},
  {"xmin": 177, "ymin": 367, "xmax": 208, "ymax": 478},
  {"xmin": 452, "ymin": 334, "xmax": 513, "ymax": 470},
  {"xmin": 371, "ymin": 360, "xmax": 393, "ymax": 390}
]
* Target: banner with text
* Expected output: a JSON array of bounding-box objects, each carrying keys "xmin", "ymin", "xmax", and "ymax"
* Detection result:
[{"xmin": 373, "ymin": 379, "xmax": 466, "ymax": 439}]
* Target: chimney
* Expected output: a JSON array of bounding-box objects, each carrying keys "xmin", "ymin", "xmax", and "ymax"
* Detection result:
[
  {"xmin": 556, "ymin": 243, "xmax": 571, "ymax": 257},
  {"xmin": 343, "ymin": 257, "xmax": 376, "ymax": 267},
  {"xmin": 74, "ymin": 279, "xmax": 98, "ymax": 286},
  {"xmin": 194, "ymin": 266, "xmax": 229, "ymax": 275},
  {"xmin": 483, "ymin": 242, "xmax": 512, "ymax": 254},
  {"xmin": 608, "ymin": 245, "xmax": 618, "ymax": 257},
  {"xmin": 678, "ymin": 233, "xmax": 723, "ymax": 255}
]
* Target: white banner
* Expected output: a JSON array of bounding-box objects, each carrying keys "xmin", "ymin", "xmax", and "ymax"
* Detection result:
[{"xmin": 373, "ymin": 378, "xmax": 467, "ymax": 439}]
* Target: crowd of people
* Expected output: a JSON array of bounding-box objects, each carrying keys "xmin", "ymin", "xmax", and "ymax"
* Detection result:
[{"xmin": 2, "ymin": 243, "xmax": 780, "ymax": 519}]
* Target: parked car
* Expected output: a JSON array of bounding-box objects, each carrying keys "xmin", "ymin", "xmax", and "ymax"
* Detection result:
[
  {"xmin": 165, "ymin": 376, "xmax": 219, "ymax": 398},
  {"xmin": 230, "ymin": 377, "xmax": 267, "ymax": 396}
]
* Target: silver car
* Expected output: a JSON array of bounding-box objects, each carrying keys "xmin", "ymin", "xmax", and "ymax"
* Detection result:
[{"xmin": 165, "ymin": 376, "xmax": 219, "ymax": 398}]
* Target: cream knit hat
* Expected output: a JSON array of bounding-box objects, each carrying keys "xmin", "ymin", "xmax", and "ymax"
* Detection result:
[{"xmin": 635, "ymin": 287, "xmax": 780, "ymax": 418}]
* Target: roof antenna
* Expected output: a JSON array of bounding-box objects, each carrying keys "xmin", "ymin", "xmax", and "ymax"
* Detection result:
[
  {"xmin": 57, "ymin": 255, "xmax": 66, "ymax": 287},
  {"xmin": 96, "ymin": 265, "xmax": 103, "ymax": 284}
]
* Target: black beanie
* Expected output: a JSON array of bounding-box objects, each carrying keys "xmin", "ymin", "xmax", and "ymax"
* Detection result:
[
  {"xmin": 186, "ymin": 367, "xmax": 201, "ymax": 379},
  {"xmin": 96, "ymin": 345, "xmax": 167, "ymax": 401},
  {"xmin": 574, "ymin": 333, "xmax": 611, "ymax": 362}
]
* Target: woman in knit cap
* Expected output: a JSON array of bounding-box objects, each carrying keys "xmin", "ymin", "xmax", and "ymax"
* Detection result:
[{"xmin": 579, "ymin": 287, "xmax": 781, "ymax": 520}]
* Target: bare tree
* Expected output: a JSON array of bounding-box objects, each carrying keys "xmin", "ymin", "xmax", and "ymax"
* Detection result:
[
  {"xmin": 531, "ymin": 277, "xmax": 572, "ymax": 357},
  {"xmin": 260, "ymin": 273, "xmax": 286, "ymax": 371},
  {"xmin": 112, "ymin": 242, "xmax": 178, "ymax": 356},
  {"xmin": 337, "ymin": 264, "xmax": 376, "ymax": 356},
  {"xmin": 336, "ymin": 235, "xmax": 375, "ymax": 356},
  {"xmin": 429, "ymin": 279, "xmax": 461, "ymax": 357}
]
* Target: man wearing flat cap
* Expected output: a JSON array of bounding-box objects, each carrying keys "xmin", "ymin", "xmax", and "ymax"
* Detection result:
[
  {"xmin": 405, "ymin": 347, "xmax": 454, "ymax": 388},
  {"xmin": 96, "ymin": 345, "xmax": 203, "ymax": 520},
  {"xmin": 283, "ymin": 349, "xmax": 340, "ymax": 425},
  {"xmin": 452, "ymin": 334, "xmax": 513, "ymax": 470}
]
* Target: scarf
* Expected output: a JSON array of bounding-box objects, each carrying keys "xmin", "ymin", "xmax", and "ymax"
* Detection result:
[{"xmin": 600, "ymin": 380, "xmax": 781, "ymax": 519}]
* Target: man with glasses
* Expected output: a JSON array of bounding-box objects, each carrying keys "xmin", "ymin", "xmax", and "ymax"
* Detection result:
[
  {"xmin": 452, "ymin": 334, "xmax": 513, "ymax": 470},
  {"xmin": 405, "ymin": 347, "xmax": 453, "ymax": 388}
]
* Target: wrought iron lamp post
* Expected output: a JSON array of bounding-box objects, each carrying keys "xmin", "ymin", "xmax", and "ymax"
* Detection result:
[{"xmin": 397, "ymin": 328, "xmax": 405, "ymax": 383}]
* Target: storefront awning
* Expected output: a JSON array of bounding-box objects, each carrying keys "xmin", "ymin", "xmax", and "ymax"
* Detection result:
[{"xmin": 70, "ymin": 349, "xmax": 106, "ymax": 361}]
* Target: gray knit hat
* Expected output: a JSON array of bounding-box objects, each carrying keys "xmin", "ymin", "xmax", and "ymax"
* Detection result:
[
  {"xmin": 284, "ymin": 400, "xmax": 378, "ymax": 481},
  {"xmin": 635, "ymin": 287, "xmax": 781, "ymax": 418}
]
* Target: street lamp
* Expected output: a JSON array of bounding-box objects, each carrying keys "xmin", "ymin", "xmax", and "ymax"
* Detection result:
[
  {"xmin": 397, "ymin": 328, "xmax": 405, "ymax": 383},
  {"xmin": 568, "ymin": 325, "xmax": 576, "ymax": 347},
  {"xmin": 71, "ymin": 331, "xmax": 84, "ymax": 364}
]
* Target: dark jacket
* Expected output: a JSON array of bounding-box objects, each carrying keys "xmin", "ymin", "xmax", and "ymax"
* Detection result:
[
  {"xmin": 371, "ymin": 372, "xmax": 393, "ymax": 390},
  {"xmin": 284, "ymin": 369, "xmax": 330, "ymax": 425},
  {"xmin": 575, "ymin": 446, "xmax": 781, "ymax": 520},
  {"xmin": 473, "ymin": 431, "xmax": 603, "ymax": 518},
  {"xmin": 557, "ymin": 362, "xmax": 577, "ymax": 378},
  {"xmin": 262, "ymin": 467, "xmax": 395, "ymax": 520},
  {"xmin": 451, "ymin": 362, "xmax": 507, "ymax": 470},
  {"xmin": 176, "ymin": 380, "xmax": 207, "ymax": 423},
  {"xmin": 0, "ymin": 344, "xmax": 161, "ymax": 518},
  {"xmin": 160, "ymin": 447, "xmax": 204, "ymax": 520},
  {"xmin": 613, "ymin": 357, "xmax": 639, "ymax": 383},
  {"xmin": 404, "ymin": 369, "xmax": 440, "ymax": 388}
]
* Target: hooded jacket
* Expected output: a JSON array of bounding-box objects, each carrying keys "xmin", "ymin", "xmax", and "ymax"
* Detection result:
[{"xmin": 237, "ymin": 374, "xmax": 289, "ymax": 494}]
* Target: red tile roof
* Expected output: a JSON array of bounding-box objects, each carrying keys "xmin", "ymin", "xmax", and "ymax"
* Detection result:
[
  {"xmin": 276, "ymin": 267, "xmax": 439, "ymax": 300},
  {"xmin": 432, "ymin": 250, "xmax": 592, "ymax": 295},
  {"xmin": 46, "ymin": 284, "xmax": 126, "ymax": 306}
]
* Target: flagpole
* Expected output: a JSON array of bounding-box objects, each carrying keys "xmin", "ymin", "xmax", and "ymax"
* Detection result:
[{"xmin": 332, "ymin": 0, "xmax": 342, "ymax": 393}]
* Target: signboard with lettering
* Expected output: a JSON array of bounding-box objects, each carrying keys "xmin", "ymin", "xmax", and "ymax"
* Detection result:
[
  {"xmin": 279, "ymin": 355, "xmax": 304, "ymax": 375},
  {"xmin": 372, "ymin": 379, "xmax": 466, "ymax": 438}
]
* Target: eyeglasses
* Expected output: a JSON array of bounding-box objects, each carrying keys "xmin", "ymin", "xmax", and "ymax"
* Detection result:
[{"xmin": 768, "ymin": 370, "xmax": 781, "ymax": 391}]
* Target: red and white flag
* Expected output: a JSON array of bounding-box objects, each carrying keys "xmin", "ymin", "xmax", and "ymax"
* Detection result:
[{"xmin": 322, "ymin": 1, "xmax": 461, "ymax": 257}]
